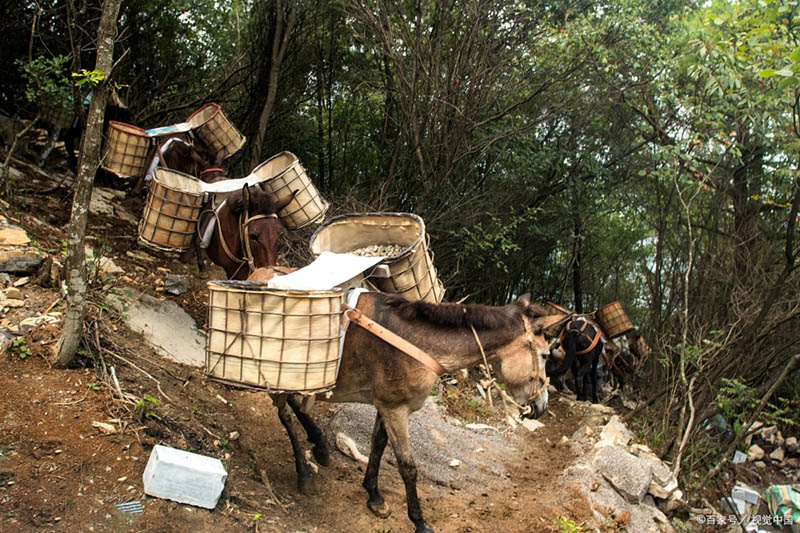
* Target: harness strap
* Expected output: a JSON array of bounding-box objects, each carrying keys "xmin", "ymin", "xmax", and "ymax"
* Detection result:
[
  {"xmin": 559, "ymin": 318, "xmax": 602, "ymax": 356},
  {"xmin": 342, "ymin": 304, "xmax": 445, "ymax": 376}
]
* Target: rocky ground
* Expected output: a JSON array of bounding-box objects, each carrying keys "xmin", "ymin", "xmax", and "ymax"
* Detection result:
[{"xmin": 0, "ymin": 151, "xmax": 797, "ymax": 533}]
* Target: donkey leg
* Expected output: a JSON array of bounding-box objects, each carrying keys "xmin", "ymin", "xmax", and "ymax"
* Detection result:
[
  {"xmin": 272, "ymin": 394, "xmax": 314, "ymax": 494},
  {"xmin": 287, "ymin": 394, "xmax": 330, "ymax": 467},
  {"xmin": 591, "ymin": 353, "xmax": 600, "ymax": 404},
  {"xmin": 363, "ymin": 414, "xmax": 391, "ymax": 519},
  {"xmin": 381, "ymin": 408, "xmax": 434, "ymax": 533},
  {"xmin": 573, "ymin": 364, "xmax": 585, "ymax": 402}
]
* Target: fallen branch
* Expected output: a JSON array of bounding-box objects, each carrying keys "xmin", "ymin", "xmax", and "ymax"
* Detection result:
[
  {"xmin": 102, "ymin": 347, "xmax": 173, "ymax": 403},
  {"xmin": 259, "ymin": 469, "xmax": 286, "ymax": 513}
]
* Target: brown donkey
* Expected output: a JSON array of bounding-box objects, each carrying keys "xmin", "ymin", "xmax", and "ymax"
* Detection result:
[
  {"xmin": 201, "ymin": 184, "xmax": 295, "ymax": 280},
  {"xmin": 269, "ymin": 292, "xmax": 552, "ymax": 533}
]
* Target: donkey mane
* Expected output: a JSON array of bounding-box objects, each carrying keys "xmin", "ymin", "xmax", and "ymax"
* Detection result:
[
  {"xmin": 229, "ymin": 188, "xmax": 282, "ymax": 216},
  {"xmin": 384, "ymin": 294, "xmax": 526, "ymax": 330}
]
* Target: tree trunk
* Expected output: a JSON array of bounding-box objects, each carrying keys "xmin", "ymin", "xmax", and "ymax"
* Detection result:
[
  {"xmin": 52, "ymin": 0, "xmax": 121, "ymax": 368},
  {"xmin": 249, "ymin": 0, "xmax": 296, "ymax": 169}
]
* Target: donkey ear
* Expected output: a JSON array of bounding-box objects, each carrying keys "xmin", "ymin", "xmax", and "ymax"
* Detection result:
[
  {"xmin": 273, "ymin": 189, "xmax": 298, "ymax": 212},
  {"xmin": 517, "ymin": 293, "xmax": 531, "ymax": 307},
  {"xmin": 242, "ymin": 184, "xmax": 251, "ymax": 209}
]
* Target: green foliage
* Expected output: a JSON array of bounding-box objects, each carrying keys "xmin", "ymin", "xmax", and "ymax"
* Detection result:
[
  {"xmin": 71, "ymin": 69, "xmax": 105, "ymax": 88},
  {"xmin": 16, "ymin": 55, "xmax": 72, "ymax": 110},
  {"xmin": 553, "ymin": 515, "xmax": 584, "ymax": 533},
  {"xmin": 135, "ymin": 394, "xmax": 160, "ymax": 419},
  {"xmin": 87, "ymin": 382, "xmax": 101, "ymax": 392},
  {"xmin": 10, "ymin": 338, "xmax": 31, "ymax": 360},
  {"xmin": 716, "ymin": 377, "xmax": 798, "ymax": 437}
]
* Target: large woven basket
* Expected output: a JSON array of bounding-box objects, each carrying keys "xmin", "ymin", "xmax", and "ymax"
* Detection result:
[
  {"xmin": 309, "ymin": 213, "xmax": 445, "ymax": 303},
  {"xmin": 186, "ymin": 103, "xmax": 245, "ymax": 158},
  {"xmin": 594, "ymin": 301, "xmax": 634, "ymax": 339},
  {"xmin": 251, "ymin": 152, "xmax": 329, "ymax": 230},
  {"xmin": 102, "ymin": 121, "xmax": 151, "ymax": 178},
  {"xmin": 138, "ymin": 168, "xmax": 205, "ymax": 253},
  {"xmin": 205, "ymin": 281, "xmax": 343, "ymax": 393}
]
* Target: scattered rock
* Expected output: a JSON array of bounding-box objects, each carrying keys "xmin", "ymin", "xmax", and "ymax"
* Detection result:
[
  {"xmin": 3, "ymin": 299, "xmax": 25, "ymax": 308},
  {"xmin": 85, "ymin": 246, "xmax": 124, "ymax": 275},
  {"xmin": 126, "ymin": 250, "xmax": 156, "ymax": 262},
  {"xmin": 754, "ymin": 460, "xmax": 767, "ymax": 468},
  {"xmin": 12, "ymin": 277, "xmax": 29, "ymax": 287},
  {"xmin": 228, "ymin": 431, "xmax": 239, "ymax": 441},
  {"xmin": 593, "ymin": 445, "xmax": 653, "ymax": 504},
  {"xmin": 19, "ymin": 315, "xmax": 60, "ymax": 331},
  {"xmin": 5, "ymin": 288, "xmax": 23, "ymax": 300},
  {"xmin": 786, "ymin": 436, "xmax": 798, "ymax": 453},
  {"xmin": 520, "ymin": 419, "xmax": 544, "ymax": 433},
  {"xmin": 0, "ymin": 256, "xmax": 44, "ymax": 274},
  {"xmin": 164, "ymin": 274, "xmax": 189, "ymax": 296},
  {"xmin": 92, "ymin": 421, "xmax": 118, "ymax": 434},
  {"xmin": 596, "ymin": 415, "xmax": 635, "ymax": 448},
  {"xmin": 748, "ymin": 444, "xmax": 765, "ymax": 461},
  {"xmin": 769, "ymin": 447, "xmax": 785, "ymax": 462},
  {"xmin": 0, "ymin": 218, "xmax": 30, "ymax": 246},
  {"xmin": 449, "ymin": 459, "xmax": 461, "ymax": 468},
  {"xmin": 335, "ymin": 432, "xmax": 368, "ymax": 464}
]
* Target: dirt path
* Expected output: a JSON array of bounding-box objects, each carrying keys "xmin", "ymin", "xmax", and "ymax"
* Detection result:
[{"xmin": 0, "ymin": 162, "xmax": 605, "ymax": 533}]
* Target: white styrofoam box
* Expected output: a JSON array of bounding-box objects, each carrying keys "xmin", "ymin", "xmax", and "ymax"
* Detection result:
[
  {"xmin": 731, "ymin": 484, "xmax": 761, "ymax": 505},
  {"xmin": 143, "ymin": 445, "xmax": 227, "ymax": 509}
]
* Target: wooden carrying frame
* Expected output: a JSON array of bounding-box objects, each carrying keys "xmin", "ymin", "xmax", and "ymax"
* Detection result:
[
  {"xmin": 138, "ymin": 168, "xmax": 205, "ymax": 253},
  {"xmin": 309, "ymin": 213, "xmax": 445, "ymax": 303},
  {"xmin": 186, "ymin": 103, "xmax": 245, "ymax": 158},
  {"xmin": 205, "ymin": 281, "xmax": 343, "ymax": 393},
  {"xmin": 251, "ymin": 151, "xmax": 329, "ymax": 229},
  {"xmin": 102, "ymin": 121, "xmax": 151, "ymax": 178},
  {"xmin": 594, "ymin": 301, "xmax": 634, "ymax": 339}
]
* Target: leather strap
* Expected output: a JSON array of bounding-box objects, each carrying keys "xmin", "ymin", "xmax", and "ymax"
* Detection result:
[
  {"xmin": 342, "ymin": 304, "xmax": 446, "ymax": 376},
  {"xmin": 559, "ymin": 318, "xmax": 602, "ymax": 356}
]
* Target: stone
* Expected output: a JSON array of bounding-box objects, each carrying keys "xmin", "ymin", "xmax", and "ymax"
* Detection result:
[
  {"xmin": 85, "ymin": 247, "xmax": 124, "ymax": 275},
  {"xmin": 164, "ymin": 274, "xmax": 189, "ymax": 296},
  {"xmin": 0, "ymin": 224, "xmax": 30, "ymax": 246},
  {"xmin": 596, "ymin": 415, "xmax": 635, "ymax": 448},
  {"xmin": 748, "ymin": 444, "xmax": 765, "ymax": 461},
  {"xmin": 3, "ymin": 299, "xmax": 24, "ymax": 308},
  {"xmin": 754, "ymin": 460, "xmax": 766, "ymax": 468},
  {"xmin": 335, "ymin": 432, "xmax": 368, "ymax": 464},
  {"xmin": 769, "ymin": 447, "xmax": 785, "ymax": 462},
  {"xmin": 19, "ymin": 315, "xmax": 60, "ymax": 331},
  {"xmin": 593, "ymin": 445, "xmax": 653, "ymax": 504},
  {"xmin": 142, "ymin": 445, "xmax": 227, "ymax": 509},
  {"xmin": 786, "ymin": 436, "xmax": 798, "ymax": 453},
  {"xmin": 12, "ymin": 277, "xmax": 29, "ymax": 287},
  {"xmin": 449, "ymin": 459, "xmax": 461, "ymax": 468},
  {"xmin": 5, "ymin": 288, "xmax": 23, "ymax": 300},
  {"xmin": 0, "ymin": 256, "xmax": 44, "ymax": 274},
  {"xmin": 520, "ymin": 419, "xmax": 544, "ymax": 433},
  {"xmin": 108, "ymin": 288, "xmax": 205, "ymax": 367},
  {"xmin": 126, "ymin": 250, "xmax": 156, "ymax": 262}
]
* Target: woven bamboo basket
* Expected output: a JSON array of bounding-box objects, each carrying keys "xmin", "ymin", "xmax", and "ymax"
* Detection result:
[
  {"xmin": 594, "ymin": 301, "xmax": 634, "ymax": 339},
  {"xmin": 251, "ymin": 152, "xmax": 329, "ymax": 229},
  {"xmin": 205, "ymin": 281, "xmax": 343, "ymax": 393},
  {"xmin": 41, "ymin": 104, "xmax": 72, "ymax": 129},
  {"xmin": 138, "ymin": 168, "xmax": 205, "ymax": 253},
  {"xmin": 309, "ymin": 213, "xmax": 445, "ymax": 303},
  {"xmin": 186, "ymin": 103, "xmax": 245, "ymax": 158},
  {"xmin": 101, "ymin": 121, "xmax": 151, "ymax": 178}
]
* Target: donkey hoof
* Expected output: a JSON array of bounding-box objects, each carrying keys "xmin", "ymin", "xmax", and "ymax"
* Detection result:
[
  {"xmin": 298, "ymin": 476, "xmax": 315, "ymax": 495},
  {"xmin": 312, "ymin": 446, "xmax": 331, "ymax": 467},
  {"xmin": 415, "ymin": 522, "xmax": 434, "ymax": 533},
  {"xmin": 367, "ymin": 498, "xmax": 391, "ymax": 519}
]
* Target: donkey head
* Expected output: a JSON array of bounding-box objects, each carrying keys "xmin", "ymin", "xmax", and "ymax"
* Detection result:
[
  {"xmin": 491, "ymin": 293, "xmax": 551, "ymax": 419},
  {"xmin": 228, "ymin": 185, "xmax": 297, "ymax": 274}
]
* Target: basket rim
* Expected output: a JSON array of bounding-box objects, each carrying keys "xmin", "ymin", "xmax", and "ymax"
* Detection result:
[
  {"xmin": 152, "ymin": 167, "xmax": 205, "ymax": 195},
  {"xmin": 207, "ymin": 279, "xmax": 343, "ymax": 297},
  {"xmin": 186, "ymin": 102, "xmax": 221, "ymax": 128},
  {"xmin": 596, "ymin": 300, "xmax": 624, "ymax": 313},
  {"xmin": 108, "ymin": 121, "xmax": 147, "ymax": 137},
  {"xmin": 308, "ymin": 212, "xmax": 426, "ymax": 260},
  {"xmin": 251, "ymin": 151, "xmax": 298, "ymax": 181}
]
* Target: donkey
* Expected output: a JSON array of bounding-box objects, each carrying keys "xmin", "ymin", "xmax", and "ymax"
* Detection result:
[
  {"xmin": 201, "ymin": 184, "xmax": 295, "ymax": 280},
  {"xmin": 267, "ymin": 292, "xmax": 552, "ymax": 533},
  {"xmin": 547, "ymin": 317, "xmax": 605, "ymax": 403}
]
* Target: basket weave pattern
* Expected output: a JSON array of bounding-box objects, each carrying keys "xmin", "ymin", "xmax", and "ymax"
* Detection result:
[
  {"xmin": 253, "ymin": 152, "xmax": 329, "ymax": 229},
  {"xmin": 205, "ymin": 283, "xmax": 342, "ymax": 392},
  {"xmin": 138, "ymin": 174, "xmax": 204, "ymax": 253},
  {"xmin": 102, "ymin": 121, "xmax": 150, "ymax": 178},
  {"xmin": 187, "ymin": 103, "xmax": 245, "ymax": 157},
  {"xmin": 594, "ymin": 301, "xmax": 633, "ymax": 339}
]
